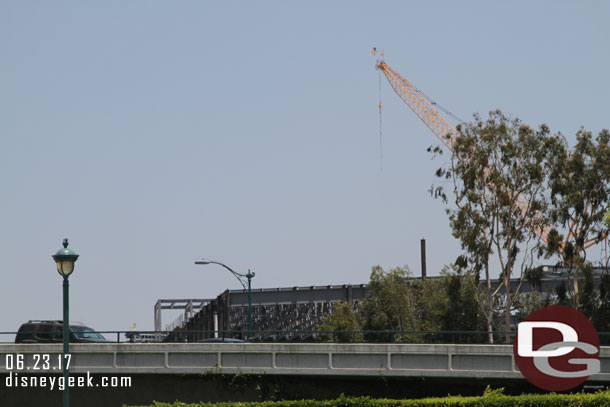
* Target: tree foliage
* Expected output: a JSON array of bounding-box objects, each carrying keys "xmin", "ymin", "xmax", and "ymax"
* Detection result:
[
  {"xmin": 438, "ymin": 266, "xmax": 487, "ymax": 341},
  {"xmin": 594, "ymin": 273, "xmax": 610, "ymax": 340},
  {"xmin": 357, "ymin": 265, "xmax": 486, "ymax": 343},
  {"xmin": 416, "ymin": 276, "xmax": 446, "ymax": 333},
  {"xmin": 544, "ymin": 128, "xmax": 610, "ymax": 304},
  {"xmin": 430, "ymin": 110, "xmax": 561, "ymax": 338},
  {"xmin": 316, "ymin": 302, "xmax": 362, "ymax": 342},
  {"xmin": 359, "ymin": 266, "xmax": 418, "ymax": 342}
]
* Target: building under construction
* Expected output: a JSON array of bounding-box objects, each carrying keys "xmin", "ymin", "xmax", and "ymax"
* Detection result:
[{"xmin": 154, "ymin": 264, "xmax": 608, "ymax": 343}]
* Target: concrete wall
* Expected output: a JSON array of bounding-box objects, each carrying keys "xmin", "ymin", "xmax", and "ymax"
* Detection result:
[
  {"xmin": 2, "ymin": 343, "xmax": 609, "ymax": 407},
  {"xmin": 2, "ymin": 343, "xmax": 610, "ymax": 380}
]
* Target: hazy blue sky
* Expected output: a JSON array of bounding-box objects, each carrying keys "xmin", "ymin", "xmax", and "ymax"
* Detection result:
[{"xmin": 1, "ymin": 1, "xmax": 609, "ymax": 334}]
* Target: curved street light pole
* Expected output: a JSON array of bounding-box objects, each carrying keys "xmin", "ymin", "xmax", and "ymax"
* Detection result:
[{"xmin": 195, "ymin": 259, "xmax": 255, "ymax": 341}]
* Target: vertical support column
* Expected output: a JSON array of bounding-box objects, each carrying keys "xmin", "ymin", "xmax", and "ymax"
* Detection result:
[
  {"xmin": 222, "ymin": 290, "xmax": 231, "ymax": 339},
  {"xmin": 185, "ymin": 300, "xmax": 193, "ymax": 321},
  {"xmin": 154, "ymin": 301, "xmax": 162, "ymax": 332},
  {"xmin": 247, "ymin": 273, "xmax": 253, "ymax": 341},
  {"xmin": 421, "ymin": 238, "xmax": 427, "ymax": 280},
  {"xmin": 62, "ymin": 276, "xmax": 70, "ymax": 407}
]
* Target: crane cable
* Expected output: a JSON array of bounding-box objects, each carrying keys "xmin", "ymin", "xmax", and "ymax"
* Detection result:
[
  {"xmin": 379, "ymin": 69, "xmax": 383, "ymax": 172},
  {"xmin": 411, "ymin": 84, "xmax": 466, "ymax": 126}
]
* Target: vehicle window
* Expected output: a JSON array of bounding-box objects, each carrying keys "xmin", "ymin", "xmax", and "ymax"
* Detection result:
[
  {"xmin": 37, "ymin": 324, "xmax": 57, "ymax": 340},
  {"xmin": 71, "ymin": 326, "xmax": 106, "ymax": 340}
]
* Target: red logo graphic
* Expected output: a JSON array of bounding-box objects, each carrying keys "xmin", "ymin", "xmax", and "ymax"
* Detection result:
[{"xmin": 513, "ymin": 305, "xmax": 600, "ymax": 391}]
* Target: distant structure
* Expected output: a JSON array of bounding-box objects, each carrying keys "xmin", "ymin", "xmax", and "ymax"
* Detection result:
[
  {"xmin": 158, "ymin": 265, "xmax": 608, "ymax": 342},
  {"xmin": 164, "ymin": 284, "xmax": 367, "ymax": 342},
  {"xmin": 154, "ymin": 298, "xmax": 212, "ymax": 331}
]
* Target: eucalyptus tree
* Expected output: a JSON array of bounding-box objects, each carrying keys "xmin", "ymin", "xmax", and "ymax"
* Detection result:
[
  {"xmin": 544, "ymin": 129, "xmax": 610, "ymax": 305},
  {"xmin": 430, "ymin": 110, "xmax": 561, "ymax": 340}
]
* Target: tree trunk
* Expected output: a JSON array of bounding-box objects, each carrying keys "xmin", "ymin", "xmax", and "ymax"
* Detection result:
[
  {"xmin": 573, "ymin": 269, "xmax": 580, "ymax": 307},
  {"xmin": 504, "ymin": 272, "xmax": 511, "ymax": 343},
  {"xmin": 485, "ymin": 262, "xmax": 494, "ymax": 344}
]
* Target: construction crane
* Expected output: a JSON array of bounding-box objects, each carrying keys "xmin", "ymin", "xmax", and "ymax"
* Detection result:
[
  {"xmin": 375, "ymin": 58, "xmax": 559, "ymax": 249},
  {"xmin": 376, "ymin": 60, "xmax": 458, "ymax": 151},
  {"xmin": 376, "ymin": 57, "xmax": 607, "ymax": 254}
]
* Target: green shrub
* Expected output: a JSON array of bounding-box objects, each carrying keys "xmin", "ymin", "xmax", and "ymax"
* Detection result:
[{"xmin": 125, "ymin": 390, "xmax": 610, "ymax": 407}]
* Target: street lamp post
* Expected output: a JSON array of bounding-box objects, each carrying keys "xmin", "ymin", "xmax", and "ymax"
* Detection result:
[
  {"xmin": 53, "ymin": 238, "xmax": 79, "ymax": 407},
  {"xmin": 195, "ymin": 259, "xmax": 255, "ymax": 341}
]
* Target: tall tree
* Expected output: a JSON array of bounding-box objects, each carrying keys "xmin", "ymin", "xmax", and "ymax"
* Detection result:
[
  {"xmin": 438, "ymin": 265, "xmax": 488, "ymax": 343},
  {"xmin": 431, "ymin": 110, "xmax": 561, "ymax": 340},
  {"xmin": 360, "ymin": 266, "xmax": 418, "ymax": 342},
  {"xmin": 545, "ymin": 129, "xmax": 610, "ymax": 305}
]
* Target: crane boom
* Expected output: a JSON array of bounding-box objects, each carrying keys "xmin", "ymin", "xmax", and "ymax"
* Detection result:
[
  {"xmin": 377, "ymin": 61, "xmax": 457, "ymax": 150},
  {"xmin": 377, "ymin": 59, "xmax": 553, "ymax": 247}
]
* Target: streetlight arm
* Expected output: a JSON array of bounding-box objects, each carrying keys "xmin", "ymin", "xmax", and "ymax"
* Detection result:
[
  {"xmin": 195, "ymin": 260, "xmax": 248, "ymax": 289},
  {"xmin": 194, "ymin": 258, "xmax": 256, "ymax": 341}
]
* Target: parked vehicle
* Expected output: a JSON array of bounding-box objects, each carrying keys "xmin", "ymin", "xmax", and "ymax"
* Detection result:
[{"xmin": 15, "ymin": 320, "xmax": 110, "ymax": 343}]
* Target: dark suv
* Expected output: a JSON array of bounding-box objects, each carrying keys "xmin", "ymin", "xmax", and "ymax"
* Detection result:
[{"xmin": 15, "ymin": 320, "xmax": 110, "ymax": 343}]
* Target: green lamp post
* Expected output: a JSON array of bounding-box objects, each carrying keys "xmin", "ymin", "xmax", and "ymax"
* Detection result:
[
  {"xmin": 53, "ymin": 238, "xmax": 79, "ymax": 407},
  {"xmin": 194, "ymin": 259, "xmax": 255, "ymax": 341}
]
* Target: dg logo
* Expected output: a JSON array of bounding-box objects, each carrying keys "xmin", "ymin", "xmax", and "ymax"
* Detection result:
[{"xmin": 513, "ymin": 305, "xmax": 600, "ymax": 391}]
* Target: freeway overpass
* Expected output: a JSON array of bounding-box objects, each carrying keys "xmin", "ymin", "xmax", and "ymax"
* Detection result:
[
  {"xmin": 3, "ymin": 343, "xmax": 609, "ymax": 407},
  {"xmin": 2, "ymin": 342, "xmax": 610, "ymax": 379}
]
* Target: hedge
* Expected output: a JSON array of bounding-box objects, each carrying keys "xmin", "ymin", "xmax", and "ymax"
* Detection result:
[{"xmin": 125, "ymin": 388, "xmax": 610, "ymax": 407}]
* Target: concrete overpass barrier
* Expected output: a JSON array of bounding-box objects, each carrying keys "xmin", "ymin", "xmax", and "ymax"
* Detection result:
[{"xmin": 2, "ymin": 343, "xmax": 610, "ymax": 380}]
